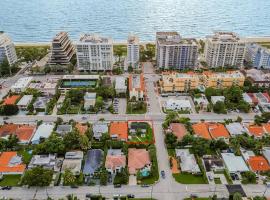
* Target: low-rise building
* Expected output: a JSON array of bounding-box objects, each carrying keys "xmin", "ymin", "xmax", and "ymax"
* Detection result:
[
  {"xmin": 75, "ymin": 123, "xmax": 88, "ymax": 135},
  {"xmin": 105, "ymin": 149, "xmax": 126, "ymax": 174},
  {"xmin": 62, "ymin": 151, "xmax": 83, "ymax": 175},
  {"xmin": 262, "ymin": 147, "xmax": 270, "ymax": 164},
  {"xmin": 245, "ymin": 124, "xmax": 265, "ymax": 138},
  {"xmin": 16, "ymin": 95, "xmax": 33, "ymax": 110},
  {"xmin": 56, "ymin": 125, "xmax": 72, "ymax": 136},
  {"xmin": 84, "ymin": 92, "xmax": 96, "ymax": 110},
  {"xmin": 225, "ymin": 123, "xmax": 247, "ymax": 137},
  {"xmin": 128, "ymin": 148, "xmax": 151, "ymax": 175},
  {"xmin": 194, "ymin": 94, "xmax": 209, "ymax": 111},
  {"xmin": 33, "ymin": 96, "xmax": 50, "ymax": 111},
  {"xmin": 28, "ymin": 154, "xmax": 61, "ymax": 172},
  {"xmin": 109, "ymin": 121, "xmax": 128, "ymax": 141},
  {"xmin": 165, "ymin": 99, "xmax": 192, "ymax": 112},
  {"xmin": 2, "ymin": 95, "xmax": 20, "ymax": 105},
  {"xmin": 244, "ymin": 69, "xmax": 270, "ymax": 87},
  {"xmin": 115, "ymin": 77, "xmax": 127, "ymax": 94},
  {"xmin": 129, "ymin": 74, "xmax": 145, "ymax": 101},
  {"xmin": 221, "ymin": 153, "xmax": 249, "ymax": 173},
  {"xmin": 0, "ymin": 152, "xmax": 25, "ymax": 175},
  {"xmin": 28, "ymin": 78, "xmax": 58, "ymax": 96},
  {"xmin": 168, "ymin": 123, "xmax": 187, "ymax": 140},
  {"xmin": 203, "ymin": 155, "xmax": 224, "ymax": 172},
  {"xmin": 93, "ymin": 121, "xmax": 108, "ymax": 140},
  {"xmin": 83, "ymin": 149, "xmax": 103, "ymax": 176},
  {"xmin": 31, "ymin": 123, "xmax": 54, "ymax": 144},
  {"xmin": 211, "ymin": 96, "xmax": 225, "ymax": 105},
  {"xmin": 176, "ymin": 149, "xmax": 200, "ymax": 173},
  {"xmin": 11, "ymin": 77, "xmax": 33, "ymax": 93}
]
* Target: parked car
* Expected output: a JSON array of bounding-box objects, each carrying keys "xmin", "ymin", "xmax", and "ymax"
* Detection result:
[
  {"xmin": 85, "ymin": 193, "xmax": 92, "ymax": 198},
  {"xmin": 1, "ymin": 186, "xmax": 12, "ymax": 190},
  {"xmin": 161, "ymin": 170, "xmax": 166, "ymax": 179},
  {"xmin": 127, "ymin": 194, "xmax": 135, "ymax": 198},
  {"xmin": 114, "ymin": 184, "xmax": 121, "ymax": 188},
  {"xmin": 70, "ymin": 185, "xmax": 78, "ymax": 188},
  {"xmin": 190, "ymin": 194, "xmax": 198, "ymax": 198},
  {"xmin": 141, "ymin": 184, "xmax": 150, "ymax": 187}
]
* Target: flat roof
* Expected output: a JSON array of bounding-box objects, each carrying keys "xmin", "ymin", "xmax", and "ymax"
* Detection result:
[
  {"xmin": 31, "ymin": 123, "xmax": 54, "ymax": 144},
  {"xmin": 221, "ymin": 153, "xmax": 249, "ymax": 172},
  {"xmin": 62, "ymin": 75, "xmax": 99, "ymax": 80},
  {"xmin": 11, "ymin": 77, "xmax": 33, "ymax": 89},
  {"xmin": 16, "ymin": 95, "xmax": 33, "ymax": 106}
]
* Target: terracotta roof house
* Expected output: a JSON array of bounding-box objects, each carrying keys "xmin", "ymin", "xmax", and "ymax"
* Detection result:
[
  {"xmin": 0, "ymin": 152, "xmax": 26, "ymax": 174},
  {"xmin": 247, "ymin": 124, "xmax": 265, "ymax": 138},
  {"xmin": 263, "ymin": 123, "xmax": 270, "ymax": 134},
  {"xmin": 75, "ymin": 123, "xmax": 88, "ymax": 135},
  {"xmin": 248, "ymin": 156, "xmax": 270, "ymax": 172},
  {"xmin": 2, "ymin": 95, "xmax": 20, "ymax": 105},
  {"xmin": 128, "ymin": 148, "xmax": 151, "ymax": 174},
  {"xmin": 192, "ymin": 122, "xmax": 212, "ymax": 140},
  {"xmin": 208, "ymin": 123, "xmax": 230, "ymax": 139},
  {"xmin": 105, "ymin": 149, "xmax": 126, "ymax": 174},
  {"xmin": 0, "ymin": 124, "xmax": 36, "ymax": 144},
  {"xmin": 169, "ymin": 123, "xmax": 187, "ymax": 140},
  {"xmin": 109, "ymin": 122, "xmax": 128, "ymax": 141}
]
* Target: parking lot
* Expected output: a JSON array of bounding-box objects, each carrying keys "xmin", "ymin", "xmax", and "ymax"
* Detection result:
[{"xmin": 113, "ymin": 98, "xmax": 127, "ymax": 114}]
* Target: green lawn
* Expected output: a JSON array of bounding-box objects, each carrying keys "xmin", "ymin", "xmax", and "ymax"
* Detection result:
[
  {"xmin": 173, "ymin": 173, "xmax": 207, "ymax": 184},
  {"xmin": 128, "ymin": 131, "xmax": 153, "ymax": 143},
  {"xmin": 0, "ymin": 175, "xmax": 21, "ymax": 186},
  {"xmin": 126, "ymin": 102, "xmax": 147, "ymax": 114},
  {"xmin": 167, "ymin": 148, "xmax": 176, "ymax": 157},
  {"xmin": 18, "ymin": 149, "xmax": 32, "ymax": 164},
  {"xmin": 214, "ymin": 177, "xmax": 222, "ymax": 184}
]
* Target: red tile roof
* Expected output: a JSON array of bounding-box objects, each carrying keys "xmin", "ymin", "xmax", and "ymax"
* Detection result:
[
  {"xmin": 248, "ymin": 125, "xmax": 265, "ymax": 137},
  {"xmin": 192, "ymin": 122, "xmax": 211, "ymax": 140},
  {"xmin": 170, "ymin": 123, "xmax": 187, "ymax": 140},
  {"xmin": 75, "ymin": 123, "xmax": 88, "ymax": 135},
  {"xmin": 2, "ymin": 95, "xmax": 20, "ymax": 105},
  {"xmin": 0, "ymin": 124, "xmax": 36, "ymax": 142},
  {"xmin": 0, "ymin": 152, "xmax": 26, "ymax": 174},
  {"xmin": 263, "ymin": 123, "xmax": 270, "ymax": 134},
  {"xmin": 248, "ymin": 156, "xmax": 270, "ymax": 172},
  {"xmin": 208, "ymin": 123, "xmax": 230, "ymax": 139},
  {"xmin": 128, "ymin": 148, "xmax": 151, "ymax": 174},
  {"xmin": 105, "ymin": 155, "xmax": 126, "ymax": 171},
  {"xmin": 109, "ymin": 122, "xmax": 128, "ymax": 141}
]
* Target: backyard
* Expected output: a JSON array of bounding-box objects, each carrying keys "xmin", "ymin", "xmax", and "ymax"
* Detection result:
[
  {"xmin": 128, "ymin": 122, "xmax": 154, "ymax": 144},
  {"xmin": 126, "ymin": 101, "xmax": 147, "ymax": 114},
  {"xmin": 173, "ymin": 173, "xmax": 207, "ymax": 184}
]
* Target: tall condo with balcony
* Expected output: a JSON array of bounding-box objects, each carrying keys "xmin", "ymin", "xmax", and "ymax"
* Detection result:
[
  {"xmin": 204, "ymin": 32, "xmax": 246, "ymax": 68},
  {"xmin": 156, "ymin": 32, "xmax": 198, "ymax": 70},
  {"xmin": 246, "ymin": 43, "xmax": 270, "ymax": 69},
  {"xmin": 48, "ymin": 32, "xmax": 75, "ymax": 65},
  {"xmin": 76, "ymin": 34, "xmax": 113, "ymax": 71},
  {"xmin": 127, "ymin": 34, "xmax": 140, "ymax": 68},
  {"xmin": 0, "ymin": 32, "xmax": 17, "ymax": 65}
]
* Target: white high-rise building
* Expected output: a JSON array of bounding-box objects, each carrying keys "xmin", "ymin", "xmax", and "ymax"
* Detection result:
[
  {"xmin": 204, "ymin": 32, "xmax": 246, "ymax": 68},
  {"xmin": 127, "ymin": 35, "xmax": 139, "ymax": 68},
  {"xmin": 246, "ymin": 43, "xmax": 270, "ymax": 69},
  {"xmin": 0, "ymin": 32, "xmax": 17, "ymax": 65},
  {"xmin": 76, "ymin": 34, "xmax": 113, "ymax": 71},
  {"xmin": 156, "ymin": 32, "xmax": 198, "ymax": 69}
]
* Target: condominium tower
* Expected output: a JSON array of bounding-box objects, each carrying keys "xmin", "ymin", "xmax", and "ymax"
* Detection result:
[
  {"xmin": 156, "ymin": 32, "xmax": 198, "ymax": 69},
  {"xmin": 246, "ymin": 43, "xmax": 270, "ymax": 69},
  {"xmin": 76, "ymin": 34, "xmax": 113, "ymax": 71},
  {"xmin": 204, "ymin": 32, "xmax": 246, "ymax": 68},
  {"xmin": 127, "ymin": 35, "xmax": 140, "ymax": 68},
  {"xmin": 48, "ymin": 32, "xmax": 74, "ymax": 65},
  {"xmin": 0, "ymin": 32, "xmax": 17, "ymax": 65}
]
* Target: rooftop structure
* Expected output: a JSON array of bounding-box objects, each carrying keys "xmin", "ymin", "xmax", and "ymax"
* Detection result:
[
  {"xmin": 76, "ymin": 34, "xmax": 113, "ymax": 71},
  {"xmin": 105, "ymin": 149, "xmax": 126, "ymax": 174},
  {"xmin": 109, "ymin": 122, "xmax": 128, "ymax": 141},
  {"xmin": 93, "ymin": 121, "xmax": 108, "ymax": 140},
  {"xmin": 83, "ymin": 149, "xmax": 103, "ymax": 175},
  {"xmin": 75, "ymin": 123, "xmax": 88, "ymax": 135},
  {"xmin": 176, "ymin": 149, "xmax": 200, "ymax": 173},
  {"xmin": 0, "ymin": 152, "xmax": 25, "ymax": 174},
  {"xmin": 115, "ymin": 76, "xmax": 127, "ymax": 94},
  {"xmin": 165, "ymin": 99, "xmax": 192, "ymax": 111},
  {"xmin": 129, "ymin": 74, "xmax": 145, "ymax": 101},
  {"xmin": 48, "ymin": 32, "xmax": 75, "ymax": 65},
  {"xmin": 246, "ymin": 43, "xmax": 270, "ymax": 69},
  {"xmin": 225, "ymin": 123, "xmax": 247, "ymax": 136},
  {"xmin": 11, "ymin": 77, "xmax": 33, "ymax": 93},
  {"xmin": 31, "ymin": 123, "xmax": 54, "ymax": 144},
  {"xmin": 2, "ymin": 95, "xmax": 20, "ymax": 105},
  {"xmin": 56, "ymin": 125, "xmax": 72, "ymax": 135},
  {"xmin": 221, "ymin": 153, "xmax": 249, "ymax": 173},
  {"xmin": 156, "ymin": 32, "xmax": 198, "ymax": 69},
  {"xmin": 202, "ymin": 155, "xmax": 224, "ymax": 172},
  {"xmin": 84, "ymin": 92, "xmax": 96, "ymax": 110},
  {"xmin": 33, "ymin": 96, "xmax": 50, "ymax": 110},
  {"xmin": 248, "ymin": 156, "xmax": 270, "ymax": 172},
  {"xmin": 28, "ymin": 78, "xmax": 58, "ymax": 96},
  {"xmin": 128, "ymin": 148, "xmax": 151, "ymax": 175},
  {"xmin": 0, "ymin": 32, "xmax": 17, "ymax": 65},
  {"xmin": 204, "ymin": 32, "xmax": 246, "ymax": 68},
  {"xmin": 16, "ymin": 95, "xmax": 33, "ymax": 108},
  {"xmin": 28, "ymin": 154, "xmax": 61, "ymax": 171},
  {"xmin": 169, "ymin": 123, "xmax": 187, "ymax": 140},
  {"xmin": 246, "ymin": 124, "xmax": 265, "ymax": 138},
  {"xmin": 262, "ymin": 147, "xmax": 270, "ymax": 164},
  {"xmin": 244, "ymin": 69, "xmax": 270, "ymax": 87},
  {"xmin": 62, "ymin": 151, "xmax": 83, "ymax": 175}
]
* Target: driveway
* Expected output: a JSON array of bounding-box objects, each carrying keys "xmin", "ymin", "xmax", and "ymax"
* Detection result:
[
  {"xmin": 129, "ymin": 175, "xmax": 137, "ymax": 186},
  {"xmin": 117, "ymin": 98, "xmax": 127, "ymax": 114}
]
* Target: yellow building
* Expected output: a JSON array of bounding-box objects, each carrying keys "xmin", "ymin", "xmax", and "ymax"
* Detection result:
[
  {"xmin": 159, "ymin": 72, "xmax": 200, "ymax": 93},
  {"xmin": 159, "ymin": 71, "xmax": 245, "ymax": 93}
]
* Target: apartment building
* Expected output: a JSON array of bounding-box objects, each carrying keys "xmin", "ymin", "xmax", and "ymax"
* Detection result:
[
  {"xmin": 156, "ymin": 32, "xmax": 198, "ymax": 69},
  {"xmin": 0, "ymin": 32, "xmax": 17, "ymax": 65},
  {"xmin": 159, "ymin": 71, "xmax": 244, "ymax": 93},
  {"xmin": 246, "ymin": 43, "xmax": 270, "ymax": 69},
  {"xmin": 204, "ymin": 32, "xmax": 246, "ymax": 68},
  {"xmin": 129, "ymin": 73, "xmax": 145, "ymax": 101},
  {"xmin": 76, "ymin": 34, "xmax": 113, "ymax": 71},
  {"xmin": 127, "ymin": 34, "xmax": 140, "ymax": 68},
  {"xmin": 48, "ymin": 32, "xmax": 74, "ymax": 65}
]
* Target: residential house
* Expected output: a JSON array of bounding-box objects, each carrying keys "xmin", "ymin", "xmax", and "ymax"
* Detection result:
[
  {"xmin": 176, "ymin": 149, "xmax": 200, "ymax": 173},
  {"xmin": 129, "ymin": 74, "xmax": 145, "ymax": 101},
  {"xmin": 0, "ymin": 152, "xmax": 25, "ymax": 175},
  {"xmin": 165, "ymin": 99, "xmax": 192, "ymax": 112},
  {"xmin": 62, "ymin": 151, "xmax": 83, "ymax": 175},
  {"xmin": 211, "ymin": 96, "xmax": 225, "ymax": 105},
  {"xmin": 245, "ymin": 124, "xmax": 265, "ymax": 138},
  {"xmin": 84, "ymin": 92, "xmax": 96, "ymax": 110},
  {"xmin": 33, "ymin": 96, "xmax": 50, "ymax": 111},
  {"xmin": 2, "ymin": 95, "xmax": 20, "ymax": 105},
  {"xmin": 93, "ymin": 121, "xmax": 108, "ymax": 140},
  {"xmin": 194, "ymin": 94, "xmax": 209, "ymax": 111},
  {"xmin": 109, "ymin": 122, "xmax": 128, "ymax": 141},
  {"xmin": 203, "ymin": 155, "xmax": 224, "ymax": 172},
  {"xmin": 128, "ymin": 148, "xmax": 151, "ymax": 175},
  {"xmin": 56, "ymin": 125, "xmax": 72, "ymax": 136},
  {"xmin": 221, "ymin": 153, "xmax": 249, "ymax": 173},
  {"xmin": 168, "ymin": 123, "xmax": 187, "ymax": 140},
  {"xmin": 75, "ymin": 123, "xmax": 88, "ymax": 135},
  {"xmin": 225, "ymin": 123, "xmax": 247, "ymax": 137},
  {"xmin": 16, "ymin": 95, "xmax": 33, "ymax": 110},
  {"xmin": 83, "ymin": 149, "xmax": 103, "ymax": 176},
  {"xmin": 105, "ymin": 149, "xmax": 126, "ymax": 174},
  {"xmin": 31, "ymin": 123, "xmax": 54, "ymax": 144},
  {"xmin": 262, "ymin": 147, "xmax": 270, "ymax": 164},
  {"xmin": 28, "ymin": 154, "xmax": 62, "ymax": 172},
  {"xmin": 115, "ymin": 77, "xmax": 127, "ymax": 94}
]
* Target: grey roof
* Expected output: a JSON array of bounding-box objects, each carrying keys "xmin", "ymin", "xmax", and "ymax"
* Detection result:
[
  {"xmin": 221, "ymin": 153, "xmax": 249, "ymax": 173},
  {"xmin": 84, "ymin": 92, "xmax": 96, "ymax": 100},
  {"xmin": 262, "ymin": 147, "xmax": 270, "ymax": 164},
  {"xmin": 65, "ymin": 151, "xmax": 84, "ymax": 159},
  {"xmin": 56, "ymin": 125, "xmax": 72, "ymax": 134},
  {"xmin": 31, "ymin": 123, "xmax": 54, "ymax": 144},
  {"xmin": 176, "ymin": 149, "xmax": 200, "ymax": 173},
  {"xmin": 33, "ymin": 96, "xmax": 50, "ymax": 109},
  {"xmin": 93, "ymin": 122, "xmax": 108, "ymax": 138},
  {"xmin": 17, "ymin": 95, "xmax": 33, "ymax": 106},
  {"xmin": 83, "ymin": 149, "xmax": 103, "ymax": 175},
  {"xmin": 107, "ymin": 149, "xmax": 123, "ymax": 156},
  {"xmin": 225, "ymin": 123, "xmax": 247, "ymax": 136}
]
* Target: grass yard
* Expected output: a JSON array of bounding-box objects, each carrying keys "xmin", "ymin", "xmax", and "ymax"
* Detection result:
[
  {"xmin": 0, "ymin": 175, "xmax": 21, "ymax": 186},
  {"xmin": 126, "ymin": 102, "xmax": 147, "ymax": 114},
  {"xmin": 173, "ymin": 173, "xmax": 207, "ymax": 184},
  {"xmin": 129, "ymin": 131, "xmax": 153, "ymax": 143},
  {"xmin": 214, "ymin": 177, "xmax": 222, "ymax": 184},
  {"xmin": 18, "ymin": 149, "xmax": 32, "ymax": 164},
  {"xmin": 167, "ymin": 148, "xmax": 176, "ymax": 157}
]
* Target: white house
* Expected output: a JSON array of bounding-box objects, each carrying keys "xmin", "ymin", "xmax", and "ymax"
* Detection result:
[
  {"xmin": 165, "ymin": 99, "xmax": 192, "ymax": 111},
  {"xmin": 31, "ymin": 123, "xmax": 54, "ymax": 144},
  {"xmin": 16, "ymin": 95, "xmax": 33, "ymax": 110},
  {"xmin": 115, "ymin": 77, "xmax": 127, "ymax": 94},
  {"xmin": 11, "ymin": 77, "xmax": 33, "ymax": 93},
  {"xmin": 84, "ymin": 92, "xmax": 96, "ymax": 110},
  {"xmin": 176, "ymin": 149, "xmax": 200, "ymax": 173},
  {"xmin": 221, "ymin": 153, "xmax": 249, "ymax": 173}
]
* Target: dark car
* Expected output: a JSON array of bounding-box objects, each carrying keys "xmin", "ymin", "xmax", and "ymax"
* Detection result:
[
  {"xmin": 161, "ymin": 170, "xmax": 165, "ymax": 179},
  {"xmin": 114, "ymin": 184, "xmax": 121, "ymax": 188},
  {"xmin": 1, "ymin": 186, "xmax": 12, "ymax": 190},
  {"xmin": 190, "ymin": 194, "xmax": 198, "ymax": 198},
  {"xmin": 141, "ymin": 184, "xmax": 150, "ymax": 188},
  {"xmin": 70, "ymin": 185, "xmax": 78, "ymax": 188},
  {"xmin": 127, "ymin": 194, "xmax": 135, "ymax": 198},
  {"xmin": 85, "ymin": 193, "xmax": 92, "ymax": 198}
]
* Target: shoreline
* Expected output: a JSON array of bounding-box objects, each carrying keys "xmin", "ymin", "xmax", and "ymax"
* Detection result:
[{"xmin": 14, "ymin": 36, "xmax": 270, "ymax": 46}]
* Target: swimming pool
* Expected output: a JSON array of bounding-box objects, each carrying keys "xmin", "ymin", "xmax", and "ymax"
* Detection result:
[{"xmin": 62, "ymin": 80, "xmax": 96, "ymax": 87}]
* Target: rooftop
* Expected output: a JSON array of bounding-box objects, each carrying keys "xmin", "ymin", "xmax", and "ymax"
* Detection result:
[
  {"xmin": 78, "ymin": 34, "xmax": 112, "ymax": 44},
  {"xmin": 3, "ymin": 95, "xmax": 20, "ymax": 105},
  {"xmin": 169, "ymin": 123, "xmax": 187, "ymax": 140},
  {"xmin": 128, "ymin": 148, "xmax": 151, "ymax": 174},
  {"xmin": 75, "ymin": 123, "xmax": 88, "ymax": 135},
  {"xmin": 211, "ymin": 96, "xmax": 225, "ymax": 104},
  {"xmin": 84, "ymin": 92, "xmax": 96, "ymax": 100},
  {"xmin": 83, "ymin": 149, "xmax": 103, "ymax": 175},
  {"xmin": 16, "ymin": 95, "xmax": 33, "ymax": 106},
  {"xmin": 192, "ymin": 122, "xmax": 212, "ymax": 140},
  {"xmin": 246, "ymin": 124, "xmax": 265, "ymax": 137},
  {"xmin": 11, "ymin": 77, "xmax": 33, "ymax": 89},
  {"xmin": 109, "ymin": 122, "xmax": 128, "ymax": 141},
  {"xmin": 221, "ymin": 153, "xmax": 249, "ymax": 173},
  {"xmin": 0, "ymin": 152, "xmax": 26, "ymax": 174},
  {"xmin": 31, "ymin": 123, "xmax": 54, "ymax": 144},
  {"xmin": 176, "ymin": 149, "xmax": 200, "ymax": 173},
  {"xmin": 248, "ymin": 156, "xmax": 270, "ymax": 172},
  {"xmin": 225, "ymin": 123, "xmax": 247, "ymax": 136},
  {"xmin": 105, "ymin": 152, "xmax": 126, "ymax": 171},
  {"xmin": 115, "ymin": 77, "xmax": 127, "ymax": 90},
  {"xmin": 129, "ymin": 74, "xmax": 144, "ymax": 92}
]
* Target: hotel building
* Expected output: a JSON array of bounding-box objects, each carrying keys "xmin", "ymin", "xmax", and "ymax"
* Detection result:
[
  {"xmin": 48, "ymin": 32, "xmax": 74, "ymax": 65},
  {"xmin": 127, "ymin": 34, "xmax": 140, "ymax": 68},
  {"xmin": 156, "ymin": 32, "xmax": 198, "ymax": 70},
  {"xmin": 0, "ymin": 32, "xmax": 17, "ymax": 65},
  {"xmin": 204, "ymin": 32, "xmax": 246, "ymax": 68},
  {"xmin": 76, "ymin": 34, "xmax": 113, "ymax": 71},
  {"xmin": 246, "ymin": 43, "xmax": 270, "ymax": 69}
]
